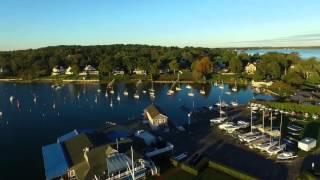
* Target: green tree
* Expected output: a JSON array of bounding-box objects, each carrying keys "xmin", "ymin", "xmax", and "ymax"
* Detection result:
[
  {"xmin": 169, "ymin": 59, "xmax": 179, "ymax": 75},
  {"xmin": 229, "ymin": 56, "xmax": 243, "ymax": 73},
  {"xmin": 283, "ymin": 71, "xmax": 304, "ymax": 86},
  {"xmin": 98, "ymin": 59, "xmax": 113, "ymax": 77}
]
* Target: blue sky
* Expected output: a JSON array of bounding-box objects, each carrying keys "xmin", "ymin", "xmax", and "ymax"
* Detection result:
[{"xmin": 0, "ymin": 0, "xmax": 319, "ymax": 50}]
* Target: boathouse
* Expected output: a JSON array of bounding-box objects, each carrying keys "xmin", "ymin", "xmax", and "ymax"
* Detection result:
[{"xmin": 144, "ymin": 104, "xmax": 168, "ymax": 129}]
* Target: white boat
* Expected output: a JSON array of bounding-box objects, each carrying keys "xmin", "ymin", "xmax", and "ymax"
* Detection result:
[
  {"xmin": 225, "ymin": 91, "xmax": 231, "ymax": 95},
  {"xmin": 52, "ymin": 102, "xmax": 56, "ymax": 109},
  {"xmin": 123, "ymin": 89, "xmax": 129, "ymax": 96},
  {"xmin": 243, "ymin": 134, "xmax": 264, "ymax": 143},
  {"xmin": 167, "ymin": 89, "xmax": 174, "ymax": 96},
  {"xmin": 237, "ymin": 121, "xmax": 249, "ymax": 128},
  {"xmin": 110, "ymin": 89, "xmax": 115, "ymax": 94},
  {"xmin": 142, "ymin": 90, "xmax": 147, "ymax": 94},
  {"xmin": 232, "ymin": 81, "xmax": 238, "ymax": 92},
  {"xmin": 186, "ymin": 84, "xmax": 191, "ymax": 89},
  {"xmin": 219, "ymin": 110, "xmax": 226, "ymax": 115},
  {"xmin": 219, "ymin": 81, "xmax": 224, "ymax": 89},
  {"xmin": 77, "ymin": 93, "xmax": 80, "ymax": 99},
  {"xmin": 110, "ymin": 99, "xmax": 113, "ymax": 107},
  {"xmin": 287, "ymin": 124, "xmax": 303, "ymax": 132},
  {"xmin": 277, "ymin": 151, "xmax": 298, "ymax": 160},
  {"xmin": 257, "ymin": 141, "xmax": 278, "ymax": 151},
  {"xmin": 134, "ymin": 92, "xmax": 139, "ymax": 99},
  {"xmin": 94, "ymin": 96, "xmax": 98, "ymax": 103},
  {"xmin": 238, "ymin": 131, "xmax": 260, "ymax": 140},
  {"xmin": 187, "ymin": 90, "xmax": 194, "ymax": 97},
  {"xmin": 175, "ymin": 85, "xmax": 182, "ymax": 91},
  {"xmin": 105, "ymin": 91, "xmax": 109, "ymax": 97},
  {"xmin": 97, "ymin": 89, "xmax": 101, "ymax": 93},
  {"xmin": 267, "ymin": 144, "xmax": 286, "ymax": 155},
  {"xmin": 9, "ymin": 96, "xmax": 14, "ymax": 103},
  {"xmin": 117, "ymin": 94, "xmax": 120, "ymax": 101},
  {"xmin": 200, "ymin": 88, "xmax": 205, "ymax": 95},
  {"xmin": 218, "ymin": 122, "xmax": 234, "ymax": 130},
  {"xmin": 231, "ymin": 101, "xmax": 239, "ymax": 107},
  {"xmin": 210, "ymin": 117, "xmax": 227, "ymax": 124},
  {"xmin": 33, "ymin": 96, "xmax": 37, "ymax": 104}
]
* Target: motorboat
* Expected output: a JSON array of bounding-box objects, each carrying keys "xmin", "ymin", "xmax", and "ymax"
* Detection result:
[
  {"xmin": 243, "ymin": 134, "xmax": 264, "ymax": 143},
  {"xmin": 167, "ymin": 89, "xmax": 174, "ymax": 96},
  {"xmin": 219, "ymin": 110, "xmax": 226, "ymax": 115},
  {"xmin": 110, "ymin": 88, "xmax": 115, "ymax": 94},
  {"xmin": 238, "ymin": 131, "xmax": 260, "ymax": 140},
  {"xmin": 117, "ymin": 94, "xmax": 120, "ymax": 101},
  {"xmin": 142, "ymin": 90, "xmax": 147, "ymax": 94},
  {"xmin": 134, "ymin": 91, "xmax": 139, "ymax": 99},
  {"xmin": 237, "ymin": 121, "xmax": 249, "ymax": 128},
  {"xmin": 218, "ymin": 84, "xmax": 224, "ymax": 89},
  {"xmin": 187, "ymin": 91, "xmax": 194, "ymax": 97},
  {"xmin": 257, "ymin": 141, "xmax": 278, "ymax": 151},
  {"xmin": 231, "ymin": 101, "xmax": 239, "ymax": 107},
  {"xmin": 277, "ymin": 151, "xmax": 298, "ymax": 160},
  {"xmin": 123, "ymin": 90, "xmax": 129, "ymax": 96},
  {"xmin": 225, "ymin": 91, "xmax": 231, "ymax": 95},
  {"xmin": 200, "ymin": 89, "xmax": 205, "ymax": 95},
  {"xmin": 287, "ymin": 124, "xmax": 303, "ymax": 132},
  {"xmin": 210, "ymin": 117, "xmax": 227, "ymax": 124},
  {"xmin": 267, "ymin": 144, "xmax": 286, "ymax": 155},
  {"xmin": 9, "ymin": 96, "xmax": 14, "ymax": 103},
  {"xmin": 175, "ymin": 85, "xmax": 182, "ymax": 91},
  {"xmin": 218, "ymin": 122, "xmax": 234, "ymax": 130}
]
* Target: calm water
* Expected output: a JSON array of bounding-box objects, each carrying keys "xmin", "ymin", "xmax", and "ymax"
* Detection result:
[
  {"xmin": 240, "ymin": 48, "xmax": 320, "ymax": 59},
  {"xmin": 0, "ymin": 82, "xmax": 275, "ymax": 179}
]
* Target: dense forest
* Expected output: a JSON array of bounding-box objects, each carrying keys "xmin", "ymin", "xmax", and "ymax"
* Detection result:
[{"xmin": 0, "ymin": 44, "xmax": 319, "ymax": 86}]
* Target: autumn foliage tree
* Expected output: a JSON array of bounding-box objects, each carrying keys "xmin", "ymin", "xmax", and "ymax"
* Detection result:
[{"xmin": 191, "ymin": 56, "xmax": 213, "ymax": 80}]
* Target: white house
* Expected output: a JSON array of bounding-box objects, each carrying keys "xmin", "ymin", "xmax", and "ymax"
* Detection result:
[
  {"xmin": 79, "ymin": 65, "xmax": 99, "ymax": 76},
  {"xmin": 245, "ymin": 63, "xmax": 257, "ymax": 74},
  {"xmin": 51, "ymin": 66, "xmax": 65, "ymax": 76},
  {"xmin": 144, "ymin": 104, "xmax": 168, "ymax": 129},
  {"xmin": 133, "ymin": 68, "xmax": 146, "ymax": 75},
  {"xmin": 113, "ymin": 70, "xmax": 125, "ymax": 75},
  {"xmin": 65, "ymin": 66, "xmax": 73, "ymax": 75},
  {"xmin": 298, "ymin": 137, "xmax": 316, "ymax": 151}
]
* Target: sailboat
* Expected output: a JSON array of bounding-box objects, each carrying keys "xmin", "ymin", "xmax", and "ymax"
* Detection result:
[
  {"xmin": 167, "ymin": 89, "xmax": 174, "ymax": 96},
  {"xmin": 267, "ymin": 113, "xmax": 286, "ymax": 155},
  {"xmin": 277, "ymin": 151, "xmax": 298, "ymax": 160},
  {"xmin": 218, "ymin": 80, "xmax": 224, "ymax": 89},
  {"xmin": 175, "ymin": 83, "xmax": 182, "ymax": 91},
  {"xmin": 187, "ymin": 89, "xmax": 194, "ymax": 97},
  {"xmin": 16, "ymin": 100, "xmax": 21, "ymax": 109},
  {"xmin": 9, "ymin": 96, "xmax": 14, "ymax": 103},
  {"xmin": 186, "ymin": 84, "xmax": 191, "ymax": 89},
  {"xmin": 123, "ymin": 89, "xmax": 129, "ymax": 96},
  {"xmin": 117, "ymin": 93, "xmax": 120, "ymax": 101},
  {"xmin": 52, "ymin": 101, "xmax": 56, "ymax": 109},
  {"xmin": 149, "ymin": 81, "xmax": 155, "ymax": 98},
  {"xmin": 94, "ymin": 95, "xmax": 98, "ymax": 103},
  {"xmin": 200, "ymin": 87, "xmax": 205, "ymax": 95},
  {"xmin": 110, "ymin": 87, "xmax": 115, "ymax": 94},
  {"xmin": 134, "ymin": 91, "xmax": 139, "ymax": 99},
  {"xmin": 105, "ymin": 90, "xmax": 109, "ymax": 97},
  {"xmin": 232, "ymin": 81, "xmax": 238, "ymax": 92},
  {"xmin": 33, "ymin": 95, "xmax": 37, "ymax": 104},
  {"xmin": 231, "ymin": 100, "xmax": 239, "ymax": 107},
  {"xmin": 77, "ymin": 93, "xmax": 80, "ymax": 99},
  {"xmin": 210, "ymin": 97, "xmax": 227, "ymax": 124},
  {"xmin": 110, "ymin": 99, "xmax": 113, "ymax": 107}
]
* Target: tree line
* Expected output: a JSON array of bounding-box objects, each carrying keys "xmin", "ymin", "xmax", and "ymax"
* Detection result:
[{"xmin": 0, "ymin": 44, "xmax": 319, "ymax": 85}]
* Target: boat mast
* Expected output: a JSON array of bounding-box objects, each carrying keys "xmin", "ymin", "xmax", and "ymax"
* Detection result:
[
  {"xmin": 262, "ymin": 110, "xmax": 265, "ymax": 134},
  {"xmin": 270, "ymin": 111, "xmax": 273, "ymax": 145},
  {"xmin": 250, "ymin": 106, "xmax": 253, "ymax": 133},
  {"xmin": 279, "ymin": 112, "xmax": 283, "ymax": 148}
]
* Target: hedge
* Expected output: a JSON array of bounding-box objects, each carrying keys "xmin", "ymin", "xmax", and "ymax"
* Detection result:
[
  {"xmin": 253, "ymin": 100, "xmax": 320, "ymax": 115},
  {"xmin": 208, "ymin": 160, "xmax": 257, "ymax": 180}
]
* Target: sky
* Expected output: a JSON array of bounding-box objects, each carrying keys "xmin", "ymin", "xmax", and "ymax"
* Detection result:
[{"xmin": 0, "ymin": 0, "xmax": 320, "ymax": 50}]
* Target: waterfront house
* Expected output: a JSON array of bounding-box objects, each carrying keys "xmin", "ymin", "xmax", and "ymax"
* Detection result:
[
  {"xmin": 144, "ymin": 104, "xmax": 168, "ymax": 129},
  {"xmin": 65, "ymin": 66, "xmax": 73, "ymax": 75},
  {"xmin": 245, "ymin": 63, "xmax": 257, "ymax": 74},
  {"xmin": 133, "ymin": 68, "xmax": 146, "ymax": 75},
  {"xmin": 0, "ymin": 67, "xmax": 9, "ymax": 74},
  {"xmin": 51, "ymin": 66, "xmax": 65, "ymax": 76},
  {"xmin": 79, "ymin": 65, "xmax": 99, "ymax": 76},
  {"xmin": 113, "ymin": 69, "xmax": 125, "ymax": 75},
  {"xmin": 42, "ymin": 129, "xmax": 157, "ymax": 180},
  {"xmin": 298, "ymin": 137, "xmax": 316, "ymax": 151}
]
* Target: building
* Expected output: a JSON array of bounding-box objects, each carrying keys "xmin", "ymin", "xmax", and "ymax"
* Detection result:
[
  {"xmin": 0, "ymin": 67, "xmax": 9, "ymax": 74},
  {"xmin": 144, "ymin": 104, "xmax": 168, "ymax": 129},
  {"xmin": 42, "ymin": 129, "xmax": 157, "ymax": 180},
  {"xmin": 113, "ymin": 70, "xmax": 125, "ymax": 75},
  {"xmin": 51, "ymin": 66, "xmax": 65, "ymax": 76},
  {"xmin": 298, "ymin": 137, "xmax": 317, "ymax": 151},
  {"xmin": 65, "ymin": 66, "xmax": 73, "ymax": 75},
  {"xmin": 79, "ymin": 65, "xmax": 99, "ymax": 76},
  {"xmin": 245, "ymin": 63, "xmax": 257, "ymax": 74},
  {"xmin": 133, "ymin": 69, "xmax": 146, "ymax": 75}
]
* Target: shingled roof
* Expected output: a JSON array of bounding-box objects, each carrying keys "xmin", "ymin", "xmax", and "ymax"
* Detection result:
[{"xmin": 144, "ymin": 104, "xmax": 161, "ymax": 118}]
